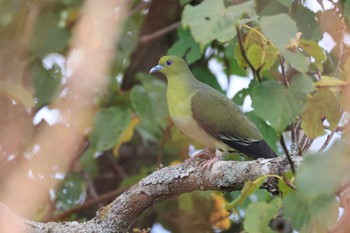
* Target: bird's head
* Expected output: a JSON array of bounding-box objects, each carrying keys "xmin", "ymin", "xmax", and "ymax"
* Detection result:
[{"xmin": 150, "ymin": 55, "xmax": 190, "ymax": 77}]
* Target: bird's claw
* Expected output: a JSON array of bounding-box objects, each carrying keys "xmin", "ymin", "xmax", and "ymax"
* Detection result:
[
  {"xmin": 188, "ymin": 148, "xmax": 213, "ymax": 160},
  {"xmin": 186, "ymin": 149, "xmax": 219, "ymax": 168},
  {"xmin": 201, "ymin": 156, "xmax": 219, "ymax": 169}
]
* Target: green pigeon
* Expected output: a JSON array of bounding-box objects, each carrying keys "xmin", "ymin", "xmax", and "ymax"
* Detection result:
[{"xmin": 150, "ymin": 55, "xmax": 277, "ymax": 165}]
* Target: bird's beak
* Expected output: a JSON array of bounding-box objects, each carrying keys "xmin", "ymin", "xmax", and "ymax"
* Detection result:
[{"xmin": 149, "ymin": 65, "xmax": 163, "ymax": 74}]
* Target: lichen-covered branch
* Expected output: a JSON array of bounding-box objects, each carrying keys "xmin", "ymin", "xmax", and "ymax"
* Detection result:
[{"xmin": 0, "ymin": 156, "xmax": 301, "ymax": 233}]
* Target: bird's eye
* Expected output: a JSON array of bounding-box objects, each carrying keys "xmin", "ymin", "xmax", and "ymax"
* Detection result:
[{"xmin": 166, "ymin": 60, "xmax": 173, "ymax": 66}]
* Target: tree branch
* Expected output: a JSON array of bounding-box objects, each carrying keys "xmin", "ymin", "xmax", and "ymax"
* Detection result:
[
  {"xmin": 139, "ymin": 21, "xmax": 181, "ymax": 43},
  {"xmin": 0, "ymin": 156, "xmax": 302, "ymax": 233},
  {"xmin": 236, "ymin": 25, "xmax": 262, "ymax": 82}
]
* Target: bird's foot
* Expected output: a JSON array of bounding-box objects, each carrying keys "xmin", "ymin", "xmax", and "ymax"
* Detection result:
[
  {"xmin": 201, "ymin": 156, "xmax": 219, "ymax": 169},
  {"xmin": 185, "ymin": 149, "xmax": 219, "ymax": 168},
  {"xmin": 192, "ymin": 148, "xmax": 213, "ymax": 160}
]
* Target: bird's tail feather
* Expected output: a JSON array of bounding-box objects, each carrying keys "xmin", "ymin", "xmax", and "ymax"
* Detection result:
[{"xmin": 221, "ymin": 139, "xmax": 278, "ymax": 159}]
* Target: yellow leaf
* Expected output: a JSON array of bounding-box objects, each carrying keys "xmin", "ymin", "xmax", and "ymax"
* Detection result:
[
  {"xmin": 113, "ymin": 114, "xmax": 140, "ymax": 155},
  {"xmin": 315, "ymin": 76, "xmax": 347, "ymax": 88},
  {"xmin": 247, "ymin": 44, "xmax": 264, "ymax": 70},
  {"xmin": 169, "ymin": 160, "xmax": 182, "ymax": 166},
  {"xmin": 299, "ymin": 38, "xmax": 327, "ymax": 63},
  {"xmin": 210, "ymin": 193, "xmax": 231, "ymax": 230},
  {"xmin": 301, "ymin": 88, "xmax": 342, "ymax": 139},
  {"xmin": 0, "ymin": 81, "xmax": 35, "ymax": 107}
]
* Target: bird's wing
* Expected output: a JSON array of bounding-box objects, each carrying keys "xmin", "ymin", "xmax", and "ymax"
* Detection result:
[{"xmin": 191, "ymin": 86, "xmax": 276, "ymax": 159}]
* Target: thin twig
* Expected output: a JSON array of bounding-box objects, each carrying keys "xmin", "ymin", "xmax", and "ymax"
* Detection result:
[
  {"xmin": 302, "ymin": 138, "xmax": 314, "ymax": 153},
  {"xmin": 83, "ymin": 172, "xmax": 103, "ymax": 208},
  {"xmin": 294, "ymin": 118, "xmax": 302, "ymax": 149},
  {"xmin": 157, "ymin": 122, "xmax": 172, "ymax": 168},
  {"xmin": 281, "ymin": 174, "xmax": 297, "ymax": 191},
  {"xmin": 140, "ymin": 21, "xmax": 181, "ymax": 43},
  {"xmin": 46, "ymin": 188, "xmax": 126, "ymax": 222},
  {"xmin": 278, "ymin": 55, "xmax": 289, "ymax": 87},
  {"xmin": 18, "ymin": 3, "xmax": 41, "ymax": 53},
  {"xmin": 106, "ymin": 153, "xmax": 129, "ymax": 179},
  {"xmin": 335, "ymin": 17, "xmax": 345, "ymax": 76},
  {"xmin": 128, "ymin": 1, "xmax": 150, "ymax": 16},
  {"xmin": 324, "ymin": 126, "xmax": 343, "ymax": 132},
  {"xmin": 318, "ymin": 130, "xmax": 336, "ymax": 153},
  {"xmin": 280, "ymin": 134, "xmax": 295, "ymax": 175},
  {"xmin": 236, "ymin": 25, "xmax": 262, "ymax": 82},
  {"xmin": 298, "ymin": 134, "xmax": 307, "ymax": 156},
  {"xmin": 291, "ymin": 123, "xmax": 296, "ymax": 148},
  {"xmin": 289, "ymin": 122, "xmax": 298, "ymax": 156}
]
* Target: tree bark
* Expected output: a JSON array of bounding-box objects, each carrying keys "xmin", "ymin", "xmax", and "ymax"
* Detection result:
[
  {"xmin": 0, "ymin": 156, "xmax": 301, "ymax": 233},
  {"xmin": 121, "ymin": 0, "xmax": 182, "ymax": 90}
]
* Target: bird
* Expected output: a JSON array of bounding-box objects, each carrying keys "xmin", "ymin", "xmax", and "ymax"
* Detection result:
[{"xmin": 150, "ymin": 55, "xmax": 277, "ymax": 166}]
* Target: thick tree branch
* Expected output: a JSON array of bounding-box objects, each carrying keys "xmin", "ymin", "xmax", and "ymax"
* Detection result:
[{"xmin": 0, "ymin": 156, "xmax": 302, "ymax": 233}]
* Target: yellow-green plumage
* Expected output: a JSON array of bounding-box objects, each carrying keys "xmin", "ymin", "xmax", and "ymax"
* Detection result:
[{"xmin": 150, "ymin": 55, "xmax": 277, "ymax": 160}]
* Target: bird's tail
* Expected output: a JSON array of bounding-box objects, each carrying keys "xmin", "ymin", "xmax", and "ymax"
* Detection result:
[{"xmin": 221, "ymin": 139, "xmax": 278, "ymax": 159}]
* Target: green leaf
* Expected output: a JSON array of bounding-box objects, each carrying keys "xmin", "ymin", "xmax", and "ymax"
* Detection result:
[
  {"xmin": 292, "ymin": 4, "xmax": 320, "ymax": 40},
  {"xmin": 80, "ymin": 147, "xmax": 99, "ymax": 177},
  {"xmin": 246, "ymin": 43, "xmax": 278, "ymax": 72},
  {"xmin": 90, "ymin": 107, "xmax": 131, "ymax": 152},
  {"xmin": 182, "ymin": 0, "xmax": 254, "ymax": 47},
  {"xmin": 179, "ymin": 193, "xmax": 194, "ymax": 212},
  {"xmin": 233, "ymin": 79, "xmax": 257, "ymax": 106},
  {"xmin": 299, "ymin": 39, "xmax": 326, "ymax": 63},
  {"xmin": 0, "ymin": 81, "xmax": 35, "ymax": 108},
  {"xmin": 244, "ymin": 27, "xmax": 266, "ymax": 48},
  {"xmin": 30, "ymin": 13, "xmax": 70, "ymax": 58},
  {"xmin": 113, "ymin": 9, "xmax": 143, "ymax": 73},
  {"xmin": 301, "ymin": 88, "xmax": 341, "ymax": 138},
  {"xmin": 315, "ymin": 76, "xmax": 347, "ymax": 88},
  {"xmin": 252, "ymin": 74, "xmax": 314, "ymax": 132},
  {"xmin": 244, "ymin": 198, "xmax": 281, "ymax": 233},
  {"xmin": 283, "ymin": 142, "xmax": 350, "ymax": 232},
  {"xmin": 131, "ymin": 86, "xmax": 154, "ymax": 121},
  {"xmin": 345, "ymin": 0, "xmax": 350, "ymax": 25},
  {"xmin": 283, "ymin": 191, "xmax": 338, "ymax": 233},
  {"xmin": 277, "ymin": 170, "xmax": 294, "ymax": 196},
  {"xmin": 277, "ymin": 0, "xmax": 292, "ymax": 7},
  {"xmin": 131, "ymin": 74, "xmax": 168, "ymax": 143},
  {"xmin": 168, "ymin": 27, "xmax": 201, "ymax": 65},
  {"xmin": 246, "ymin": 111, "xmax": 278, "ymax": 152},
  {"xmin": 260, "ymin": 13, "xmax": 298, "ymax": 51},
  {"xmin": 296, "ymin": 141, "xmax": 350, "ymax": 200},
  {"xmin": 262, "ymin": 44, "xmax": 278, "ymax": 71},
  {"xmin": 247, "ymin": 44, "xmax": 264, "ymax": 70},
  {"xmin": 56, "ymin": 173, "xmax": 87, "ymax": 210},
  {"xmin": 31, "ymin": 62, "xmax": 62, "ymax": 108},
  {"xmin": 234, "ymin": 42, "xmax": 248, "ymax": 70},
  {"xmin": 236, "ymin": 27, "xmax": 278, "ymax": 72},
  {"xmin": 282, "ymin": 49, "xmax": 310, "ymax": 73},
  {"xmin": 260, "ymin": 0, "xmax": 287, "ymax": 16},
  {"xmin": 131, "ymin": 74, "xmax": 168, "ymax": 126},
  {"xmin": 235, "ymin": 26, "xmax": 264, "ymax": 71},
  {"xmin": 225, "ymin": 40, "xmax": 246, "ymax": 76},
  {"xmin": 226, "ymin": 176, "xmax": 266, "ymax": 210},
  {"xmin": 260, "ymin": 13, "xmax": 310, "ymax": 72},
  {"xmin": 192, "ymin": 66, "xmax": 223, "ymax": 93}
]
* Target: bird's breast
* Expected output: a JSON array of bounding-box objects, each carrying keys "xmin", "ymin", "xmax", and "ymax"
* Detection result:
[{"xmin": 167, "ymin": 88, "xmax": 217, "ymax": 149}]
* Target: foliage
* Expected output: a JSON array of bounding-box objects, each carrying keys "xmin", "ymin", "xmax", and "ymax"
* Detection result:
[
  {"xmin": 252, "ymin": 74, "xmax": 314, "ymax": 133},
  {"xmin": 1, "ymin": 0, "xmax": 350, "ymax": 232}
]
